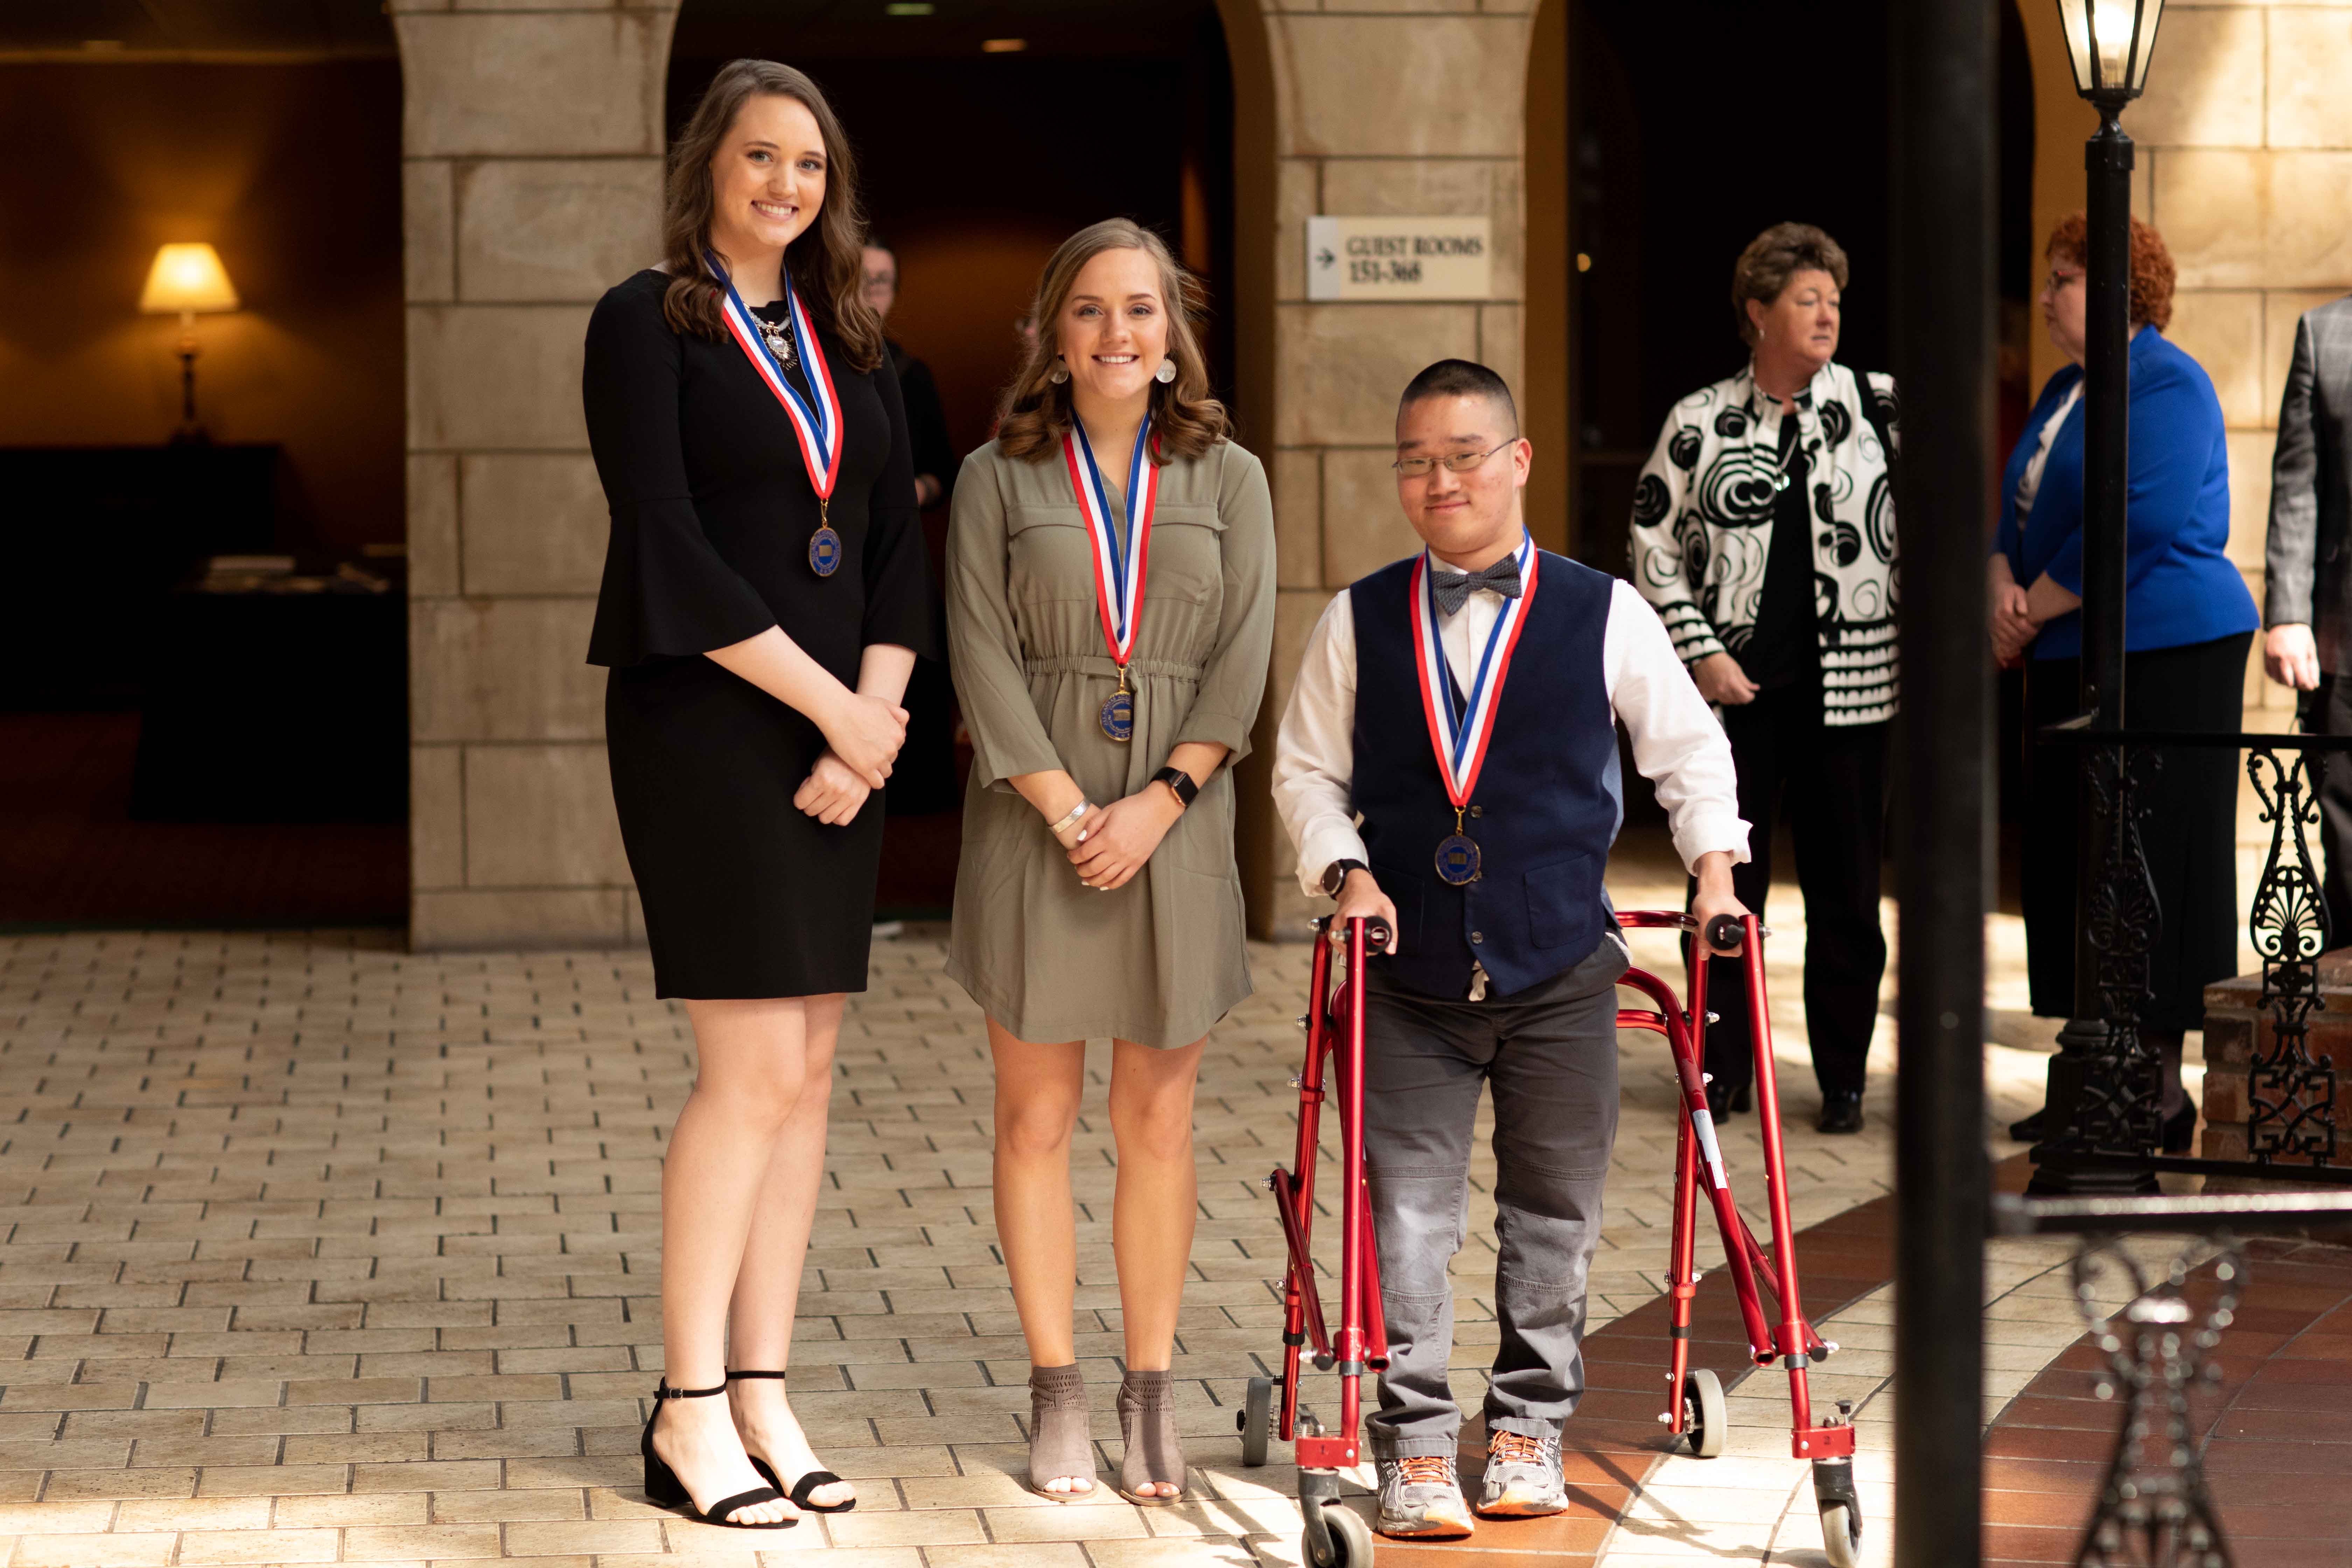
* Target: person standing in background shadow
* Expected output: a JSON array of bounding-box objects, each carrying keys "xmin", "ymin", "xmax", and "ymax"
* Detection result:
[
  {"xmin": 861, "ymin": 241, "xmax": 957, "ymax": 509},
  {"xmin": 2260, "ymin": 292, "xmax": 2352, "ymax": 939},
  {"xmin": 862, "ymin": 239, "xmax": 962, "ymax": 817}
]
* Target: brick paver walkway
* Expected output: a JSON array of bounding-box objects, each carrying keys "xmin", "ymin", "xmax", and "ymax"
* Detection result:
[{"xmin": 0, "ymin": 853, "xmax": 2093, "ymax": 1567}]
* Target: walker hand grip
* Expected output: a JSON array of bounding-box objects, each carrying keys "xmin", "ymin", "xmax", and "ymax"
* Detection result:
[
  {"xmin": 1704, "ymin": 914, "xmax": 1746, "ymax": 953},
  {"xmin": 1364, "ymin": 919, "xmax": 1391, "ymax": 950}
]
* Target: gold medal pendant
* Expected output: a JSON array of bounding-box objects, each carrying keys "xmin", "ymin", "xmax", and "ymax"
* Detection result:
[
  {"xmin": 1434, "ymin": 805, "xmax": 1482, "ymax": 886},
  {"xmin": 1066, "ymin": 414, "xmax": 1156, "ymax": 748},
  {"xmin": 1099, "ymin": 665, "xmax": 1135, "ymax": 743},
  {"xmin": 808, "ymin": 497, "xmax": 842, "ymax": 578}
]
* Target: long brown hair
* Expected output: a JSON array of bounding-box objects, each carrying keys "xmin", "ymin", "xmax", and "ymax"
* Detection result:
[
  {"xmin": 996, "ymin": 219, "xmax": 1229, "ymax": 463},
  {"xmin": 659, "ymin": 59, "xmax": 883, "ymax": 372}
]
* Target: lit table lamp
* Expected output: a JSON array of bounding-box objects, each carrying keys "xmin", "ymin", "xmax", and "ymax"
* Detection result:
[{"xmin": 140, "ymin": 242, "xmax": 240, "ymax": 443}]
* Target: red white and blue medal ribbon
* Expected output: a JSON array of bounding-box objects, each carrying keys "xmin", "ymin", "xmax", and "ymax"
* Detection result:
[
  {"xmin": 708, "ymin": 251, "xmax": 845, "ymax": 575},
  {"xmin": 1410, "ymin": 533, "xmax": 1537, "ymax": 884},
  {"xmin": 1063, "ymin": 412, "xmax": 1158, "ymax": 741}
]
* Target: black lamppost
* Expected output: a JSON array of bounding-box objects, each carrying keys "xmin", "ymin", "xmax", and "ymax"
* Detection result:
[{"xmin": 2031, "ymin": 0, "xmax": 2170, "ymax": 1197}]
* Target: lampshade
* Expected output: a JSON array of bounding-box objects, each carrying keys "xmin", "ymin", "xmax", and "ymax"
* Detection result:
[
  {"xmin": 139, "ymin": 243, "xmax": 240, "ymax": 315},
  {"xmin": 2055, "ymin": 0, "xmax": 2165, "ymax": 102}
]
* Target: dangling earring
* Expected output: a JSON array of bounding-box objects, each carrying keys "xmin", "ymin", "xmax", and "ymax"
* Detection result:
[
  {"xmin": 1048, "ymin": 359, "xmax": 1070, "ymax": 386},
  {"xmin": 1154, "ymin": 359, "xmax": 1177, "ymax": 385}
]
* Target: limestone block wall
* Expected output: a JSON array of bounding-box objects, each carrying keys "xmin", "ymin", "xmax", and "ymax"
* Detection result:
[
  {"xmin": 1254, "ymin": 0, "xmax": 1539, "ymax": 937},
  {"xmin": 2088, "ymin": 6, "xmax": 2352, "ymax": 920},
  {"xmin": 2132, "ymin": 5, "xmax": 2352, "ymax": 725},
  {"xmin": 2024, "ymin": 4, "xmax": 2352, "ymax": 727},
  {"xmin": 396, "ymin": 0, "xmax": 673, "ymax": 950}
]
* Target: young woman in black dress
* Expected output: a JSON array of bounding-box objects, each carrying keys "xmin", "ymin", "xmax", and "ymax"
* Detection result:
[{"xmin": 583, "ymin": 59, "xmax": 934, "ymax": 1528}]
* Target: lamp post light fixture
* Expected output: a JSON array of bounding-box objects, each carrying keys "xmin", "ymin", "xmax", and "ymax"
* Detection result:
[
  {"xmin": 2056, "ymin": 0, "xmax": 2165, "ymax": 106},
  {"xmin": 139, "ymin": 242, "xmax": 240, "ymax": 443},
  {"xmin": 2031, "ymin": 0, "xmax": 2171, "ymax": 1198}
]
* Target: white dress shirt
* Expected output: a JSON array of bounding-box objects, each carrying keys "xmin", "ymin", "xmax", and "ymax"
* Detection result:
[
  {"xmin": 2014, "ymin": 380, "xmax": 2084, "ymax": 523},
  {"xmin": 1272, "ymin": 564, "xmax": 1750, "ymax": 898}
]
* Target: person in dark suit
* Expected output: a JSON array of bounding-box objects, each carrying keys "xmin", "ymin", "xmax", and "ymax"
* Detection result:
[
  {"xmin": 583, "ymin": 59, "xmax": 935, "ymax": 1528},
  {"xmin": 860, "ymin": 240, "xmax": 962, "ymax": 817},
  {"xmin": 2261, "ymin": 293, "xmax": 2352, "ymax": 934},
  {"xmin": 860, "ymin": 241, "xmax": 957, "ymax": 509}
]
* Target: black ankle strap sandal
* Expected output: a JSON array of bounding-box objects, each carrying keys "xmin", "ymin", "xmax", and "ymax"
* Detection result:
[
  {"xmin": 640, "ymin": 1379, "xmax": 792, "ymax": 1528},
  {"xmin": 726, "ymin": 1370, "xmax": 857, "ymax": 1514}
]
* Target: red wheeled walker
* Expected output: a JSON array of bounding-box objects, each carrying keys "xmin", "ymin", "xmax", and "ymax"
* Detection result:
[{"xmin": 1239, "ymin": 911, "xmax": 1864, "ymax": 1568}]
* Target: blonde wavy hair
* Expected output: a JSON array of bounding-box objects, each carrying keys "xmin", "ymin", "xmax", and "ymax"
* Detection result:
[{"xmin": 996, "ymin": 219, "xmax": 1230, "ymax": 464}]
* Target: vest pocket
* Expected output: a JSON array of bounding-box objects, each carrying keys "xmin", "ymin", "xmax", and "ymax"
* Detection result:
[
  {"xmin": 1526, "ymin": 853, "xmax": 1602, "ymax": 952},
  {"xmin": 1370, "ymin": 861, "xmax": 1423, "ymax": 957}
]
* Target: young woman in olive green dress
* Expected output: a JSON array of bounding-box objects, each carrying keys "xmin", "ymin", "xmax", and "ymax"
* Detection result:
[{"xmin": 945, "ymin": 219, "xmax": 1274, "ymax": 1506}]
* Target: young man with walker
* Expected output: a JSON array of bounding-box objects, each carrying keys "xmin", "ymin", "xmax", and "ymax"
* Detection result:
[{"xmin": 1271, "ymin": 359, "xmax": 1751, "ymax": 1539}]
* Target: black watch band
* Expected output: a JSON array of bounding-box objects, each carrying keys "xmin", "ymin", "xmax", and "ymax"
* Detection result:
[
  {"xmin": 1320, "ymin": 858, "xmax": 1368, "ymax": 897},
  {"xmin": 1152, "ymin": 765, "xmax": 1199, "ymax": 810}
]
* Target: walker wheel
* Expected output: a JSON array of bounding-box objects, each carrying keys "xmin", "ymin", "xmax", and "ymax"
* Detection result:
[
  {"xmin": 1680, "ymin": 1368, "xmax": 1726, "ymax": 1458},
  {"xmin": 1309, "ymin": 1501, "xmax": 1375, "ymax": 1567},
  {"xmin": 1240, "ymin": 1376, "xmax": 1273, "ymax": 1467},
  {"xmin": 1819, "ymin": 1502, "xmax": 1862, "ymax": 1567},
  {"xmin": 1814, "ymin": 1455, "xmax": 1862, "ymax": 1568}
]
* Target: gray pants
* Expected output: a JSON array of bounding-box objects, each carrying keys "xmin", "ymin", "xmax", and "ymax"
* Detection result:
[{"xmin": 1359, "ymin": 935, "xmax": 1627, "ymax": 1459}]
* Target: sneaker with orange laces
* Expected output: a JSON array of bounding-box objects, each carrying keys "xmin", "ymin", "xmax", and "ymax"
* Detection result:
[
  {"xmin": 1374, "ymin": 1454, "xmax": 1473, "ymax": 1539},
  {"xmin": 1477, "ymin": 1428, "xmax": 1566, "ymax": 1517}
]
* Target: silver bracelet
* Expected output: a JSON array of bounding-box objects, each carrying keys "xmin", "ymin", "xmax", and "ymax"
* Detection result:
[{"xmin": 1047, "ymin": 800, "xmax": 1092, "ymax": 839}]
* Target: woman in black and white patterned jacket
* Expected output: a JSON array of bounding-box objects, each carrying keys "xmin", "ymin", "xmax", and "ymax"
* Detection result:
[{"xmin": 1628, "ymin": 221, "xmax": 1898, "ymax": 1138}]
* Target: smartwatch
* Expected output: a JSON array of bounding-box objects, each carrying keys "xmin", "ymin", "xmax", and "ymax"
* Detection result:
[
  {"xmin": 1152, "ymin": 765, "xmax": 1199, "ymax": 810},
  {"xmin": 1320, "ymin": 858, "xmax": 1368, "ymax": 897}
]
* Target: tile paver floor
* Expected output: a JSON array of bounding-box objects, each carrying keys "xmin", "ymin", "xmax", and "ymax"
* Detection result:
[{"xmin": 0, "ymin": 843, "xmax": 2188, "ymax": 1567}]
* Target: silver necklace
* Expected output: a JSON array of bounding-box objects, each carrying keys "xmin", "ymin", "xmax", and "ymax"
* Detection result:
[{"xmin": 755, "ymin": 311, "xmax": 797, "ymax": 371}]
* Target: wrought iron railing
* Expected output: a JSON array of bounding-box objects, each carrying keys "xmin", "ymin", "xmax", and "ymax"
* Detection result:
[
  {"xmin": 2030, "ymin": 730, "xmax": 2350, "ymax": 1187},
  {"xmin": 1989, "ymin": 1192, "xmax": 2352, "ymax": 1568}
]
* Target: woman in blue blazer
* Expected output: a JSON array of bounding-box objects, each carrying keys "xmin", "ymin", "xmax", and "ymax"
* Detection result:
[{"xmin": 1990, "ymin": 214, "xmax": 2258, "ymax": 1152}]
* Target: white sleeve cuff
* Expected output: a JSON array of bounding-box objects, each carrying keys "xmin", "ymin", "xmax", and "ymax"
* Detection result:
[
  {"xmin": 1295, "ymin": 822, "xmax": 1372, "ymax": 898},
  {"xmin": 1671, "ymin": 808, "xmax": 1752, "ymax": 873}
]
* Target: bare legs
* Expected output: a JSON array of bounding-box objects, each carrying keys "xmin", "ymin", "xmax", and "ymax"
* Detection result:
[
  {"xmin": 651, "ymin": 995, "xmax": 850, "ymax": 1525},
  {"xmin": 1106, "ymin": 1041, "xmax": 1205, "ymax": 1376},
  {"xmin": 723, "ymin": 995, "xmax": 856, "ymax": 1509},
  {"xmin": 990, "ymin": 1028, "xmax": 1086, "ymax": 1377},
  {"xmin": 989, "ymin": 1020, "xmax": 1206, "ymax": 1498}
]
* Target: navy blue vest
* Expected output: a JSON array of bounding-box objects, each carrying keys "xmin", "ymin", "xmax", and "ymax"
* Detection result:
[{"xmin": 1349, "ymin": 550, "xmax": 1622, "ymax": 998}]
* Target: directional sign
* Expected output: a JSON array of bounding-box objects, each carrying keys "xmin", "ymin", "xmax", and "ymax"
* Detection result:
[{"xmin": 1305, "ymin": 216, "xmax": 1492, "ymax": 302}]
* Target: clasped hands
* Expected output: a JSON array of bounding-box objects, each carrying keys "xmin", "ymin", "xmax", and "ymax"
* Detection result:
[
  {"xmin": 1989, "ymin": 573, "xmax": 2039, "ymax": 667},
  {"xmin": 795, "ymin": 687, "xmax": 910, "ymax": 826},
  {"xmin": 1052, "ymin": 788, "xmax": 1182, "ymax": 892}
]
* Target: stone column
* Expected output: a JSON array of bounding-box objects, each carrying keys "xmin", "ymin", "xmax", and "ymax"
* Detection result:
[
  {"xmin": 1252, "ymin": 0, "xmax": 1538, "ymax": 934},
  {"xmin": 395, "ymin": 0, "xmax": 674, "ymax": 949}
]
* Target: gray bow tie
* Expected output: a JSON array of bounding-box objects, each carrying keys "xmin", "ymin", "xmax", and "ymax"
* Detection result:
[{"xmin": 1430, "ymin": 557, "xmax": 1523, "ymax": 616}]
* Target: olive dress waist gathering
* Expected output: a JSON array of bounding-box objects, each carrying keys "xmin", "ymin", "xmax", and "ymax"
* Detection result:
[
  {"xmin": 944, "ymin": 437, "xmax": 1276, "ymax": 1048},
  {"xmin": 583, "ymin": 268, "xmax": 936, "ymax": 1000}
]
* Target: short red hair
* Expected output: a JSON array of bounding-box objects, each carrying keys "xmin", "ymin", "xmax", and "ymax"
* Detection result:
[{"xmin": 2046, "ymin": 212, "xmax": 2175, "ymax": 331}]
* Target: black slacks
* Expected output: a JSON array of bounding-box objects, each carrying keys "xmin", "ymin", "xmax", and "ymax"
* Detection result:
[
  {"xmin": 1692, "ymin": 682, "xmax": 1888, "ymax": 1100},
  {"xmin": 2021, "ymin": 632, "xmax": 2249, "ymax": 1031}
]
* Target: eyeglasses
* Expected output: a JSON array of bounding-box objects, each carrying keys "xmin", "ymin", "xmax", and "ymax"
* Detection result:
[
  {"xmin": 1392, "ymin": 440, "xmax": 1516, "ymax": 479},
  {"xmin": 2045, "ymin": 269, "xmax": 2086, "ymax": 292}
]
